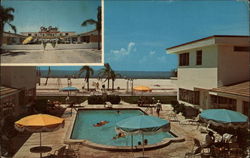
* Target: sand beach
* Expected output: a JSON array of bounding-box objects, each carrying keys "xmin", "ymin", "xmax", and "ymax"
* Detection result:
[{"xmin": 37, "ymin": 78, "xmax": 177, "ymax": 96}]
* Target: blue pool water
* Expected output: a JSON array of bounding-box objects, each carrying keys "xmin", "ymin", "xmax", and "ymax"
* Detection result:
[{"xmin": 71, "ymin": 109, "xmax": 174, "ymax": 146}]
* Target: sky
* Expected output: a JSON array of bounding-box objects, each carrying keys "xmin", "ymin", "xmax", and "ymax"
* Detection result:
[
  {"xmin": 103, "ymin": 0, "xmax": 249, "ymax": 71},
  {"xmin": 2, "ymin": 0, "xmax": 101, "ymax": 34},
  {"xmin": 6, "ymin": 0, "xmax": 248, "ymax": 72}
]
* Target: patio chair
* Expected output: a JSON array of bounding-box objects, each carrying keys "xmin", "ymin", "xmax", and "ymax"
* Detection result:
[
  {"xmin": 168, "ymin": 112, "xmax": 179, "ymax": 122},
  {"xmin": 47, "ymin": 146, "xmax": 79, "ymax": 158},
  {"xmin": 104, "ymin": 102, "xmax": 113, "ymax": 108},
  {"xmin": 68, "ymin": 143, "xmax": 81, "ymax": 157},
  {"xmin": 184, "ymin": 138, "xmax": 211, "ymax": 158},
  {"xmin": 228, "ymin": 143, "xmax": 243, "ymax": 158},
  {"xmin": 179, "ymin": 116, "xmax": 199, "ymax": 126}
]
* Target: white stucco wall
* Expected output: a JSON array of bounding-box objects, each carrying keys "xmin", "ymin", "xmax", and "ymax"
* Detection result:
[
  {"xmin": 177, "ymin": 45, "xmax": 219, "ymax": 90},
  {"xmin": 1, "ymin": 66, "xmax": 37, "ymax": 89},
  {"xmin": 218, "ymin": 45, "xmax": 250, "ymax": 86},
  {"xmin": 2, "ymin": 43, "xmax": 99, "ymax": 50}
]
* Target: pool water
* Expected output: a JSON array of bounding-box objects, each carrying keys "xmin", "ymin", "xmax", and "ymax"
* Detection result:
[{"xmin": 71, "ymin": 109, "xmax": 174, "ymax": 146}]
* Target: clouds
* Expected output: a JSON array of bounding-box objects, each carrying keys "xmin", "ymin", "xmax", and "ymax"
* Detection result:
[{"xmin": 111, "ymin": 42, "xmax": 136, "ymax": 56}]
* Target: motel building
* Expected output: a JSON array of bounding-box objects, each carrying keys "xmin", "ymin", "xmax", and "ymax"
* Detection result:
[
  {"xmin": 166, "ymin": 35, "xmax": 250, "ymax": 117},
  {"xmin": 2, "ymin": 32, "xmax": 27, "ymax": 45},
  {"xmin": 20, "ymin": 26, "xmax": 76, "ymax": 43},
  {"xmin": 20, "ymin": 26, "xmax": 100, "ymax": 45},
  {"xmin": 66, "ymin": 29, "xmax": 101, "ymax": 44},
  {"xmin": 0, "ymin": 66, "xmax": 40, "ymax": 118}
]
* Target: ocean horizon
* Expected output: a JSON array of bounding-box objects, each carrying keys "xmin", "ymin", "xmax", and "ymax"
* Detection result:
[{"xmin": 39, "ymin": 69, "xmax": 173, "ymax": 79}]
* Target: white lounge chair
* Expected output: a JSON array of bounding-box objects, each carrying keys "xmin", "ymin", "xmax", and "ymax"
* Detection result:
[{"xmin": 104, "ymin": 102, "xmax": 113, "ymax": 108}]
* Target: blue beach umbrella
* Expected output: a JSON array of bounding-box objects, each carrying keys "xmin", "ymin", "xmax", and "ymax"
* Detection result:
[
  {"xmin": 116, "ymin": 115, "xmax": 170, "ymax": 156},
  {"xmin": 60, "ymin": 86, "xmax": 79, "ymax": 96},
  {"xmin": 199, "ymin": 109, "xmax": 248, "ymax": 129},
  {"xmin": 60, "ymin": 86, "xmax": 79, "ymax": 91}
]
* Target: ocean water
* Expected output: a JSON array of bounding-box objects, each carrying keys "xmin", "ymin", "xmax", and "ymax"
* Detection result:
[{"xmin": 39, "ymin": 70, "xmax": 173, "ymax": 79}]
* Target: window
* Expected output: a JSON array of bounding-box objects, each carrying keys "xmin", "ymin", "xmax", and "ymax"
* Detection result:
[
  {"xmin": 28, "ymin": 33, "xmax": 31, "ymax": 36},
  {"xmin": 210, "ymin": 95, "xmax": 236, "ymax": 110},
  {"xmin": 179, "ymin": 88, "xmax": 200, "ymax": 105},
  {"xmin": 196, "ymin": 50, "xmax": 202, "ymax": 65},
  {"xmin": 234, "ymin": 46, "xmax": 250, "ymax": 52},
  {"xmin": 65, "ymin": 33, "xmax": 69, "ymax": 36},
  {"xmin": 243, "ymin": 101, "xmax": 249, "ymax": 118},
  {"xmin": 179, "ymin": 53, "xmax": 189, "ymax": 66}
]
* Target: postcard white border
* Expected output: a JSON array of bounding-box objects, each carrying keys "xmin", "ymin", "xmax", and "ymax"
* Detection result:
[{"xmin": 1, "ymin": 0, "xmax": 104, "ymax": 66}]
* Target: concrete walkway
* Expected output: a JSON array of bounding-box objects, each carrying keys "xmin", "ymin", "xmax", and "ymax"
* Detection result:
[
  {"xmin": 1, "ymin": 49, "xmax": 101, "ymax": 64},
  {"xmin": 13, "ymin": 102, "xmax": 205, "ymax": 158}
]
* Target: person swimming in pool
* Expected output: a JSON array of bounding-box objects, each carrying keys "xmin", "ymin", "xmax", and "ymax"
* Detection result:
[
  {"xmin": 93, "ymin": 121, "xmax": 109, "ymax": 127},
  {"xmin": 112, "ymin": 132, "xmax": 126, "ymax": 139}
]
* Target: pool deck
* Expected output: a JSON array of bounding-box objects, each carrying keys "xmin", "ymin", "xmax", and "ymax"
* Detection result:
[{"xmin": 13, "ymin": 102, "xmax": 206, "ymax": 158}]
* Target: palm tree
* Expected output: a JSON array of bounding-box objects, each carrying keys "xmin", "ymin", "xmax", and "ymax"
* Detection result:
[
  {"xmin": 44, "ymin": 66, "xmax": 51, "ymax": 85},
  {"xmin": 98, "ymin": 63, "xmax": 112, "ymax": 90},
  {"xmin": 81, "ymin": 6, "xmax": 101, "ymax": 50},
  {"xmin": 110, "ymin": 70, "xmax": 121, "ymax": 91},
  {"xmin": 0, "ymin": 6, "xmax": 16, "ymax": 49},
  {"xmin": 78, "ymin": 66, "xmax": 94, "ymax": 91}
]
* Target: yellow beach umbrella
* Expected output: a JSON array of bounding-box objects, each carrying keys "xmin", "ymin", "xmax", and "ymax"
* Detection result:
[
  {"xmin": 15, "ymin": 114, "xmax": 64, "ymax": 157},
  {"xmin": 22, "ymin": 36, "xmax": 33, "ymax": 44},
  {"xmin": 133, "ymin": 86, "xmax": 152, "ymax": 92}
]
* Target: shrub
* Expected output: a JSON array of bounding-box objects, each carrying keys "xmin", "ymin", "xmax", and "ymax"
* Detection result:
[
  {"xmin": 88, "ymin": 95, "xmax": 121, "ymax": 104},
  {"xmin": 107, "ymin": 95, "xmax": 121, "ymax": 104},
  {"xmin": 122, "ymin": 96, "xmax": 177, "ymax": 104},
  {"xmin": 88, "ymin": 95, "xmax": 104, "ymax": 104},
  {"xmin": 34, "ymin": 99, "xmax": 48, "ymax": 113}
]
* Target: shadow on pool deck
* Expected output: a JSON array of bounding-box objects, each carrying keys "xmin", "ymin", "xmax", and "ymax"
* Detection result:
[{"xmin": 1, "ymin": 51, "xmax": 30, "ymax": 56}]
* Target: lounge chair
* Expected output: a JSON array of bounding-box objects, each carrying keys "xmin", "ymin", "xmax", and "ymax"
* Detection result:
[
  {"xmin": 179, "ymin": 117, "xmax": 199, "ymax": 126},
  {"xmin": 168, "ymin": 112, "xmax": 179, "ymax": 122},
  {"xmin": 47, "ymin": 146, "xmax": 79, "ymax": 158},
  {"xmin": 184, "ymin": 138, "xmax": 211, "ymax": 158},
  {"xmin": 104, "ymin": 102, "xmax": 113, "ymax": 108},
  {"xmin": 228, "ymin": 143, "xmax": 243, "ymax": 157}
]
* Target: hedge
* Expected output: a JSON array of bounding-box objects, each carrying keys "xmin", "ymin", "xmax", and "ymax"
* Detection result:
[
  {"xmin": 36, "ymin": 96, "xmax": 88, "ymax": 104},
  {"xmin": 121, "ymin": 96, "xmax": 177, "ymax": 104},
  {"xmin": 88, "ymin": 95, "xmax": 121, "ymax": 104}
]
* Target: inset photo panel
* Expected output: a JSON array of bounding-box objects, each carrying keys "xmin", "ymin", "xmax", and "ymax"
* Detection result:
[{"xmin": 0, "ymin": 0, "xmax": 103, "ymax": 66}]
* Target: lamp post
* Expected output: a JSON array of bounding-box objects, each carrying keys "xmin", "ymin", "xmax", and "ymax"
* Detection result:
[
  {"xmin": 125, "ymin": 77, "xmax": 129, "ymax": 94},
  {"xmin": 130, "ymin": 78, "xmax": 134, "ymax": 95}
]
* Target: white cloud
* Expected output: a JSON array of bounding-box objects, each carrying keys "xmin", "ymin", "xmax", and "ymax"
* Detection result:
[{"xmin": 111, "ymin": 42, "xmax": 136, "ymax": 56}]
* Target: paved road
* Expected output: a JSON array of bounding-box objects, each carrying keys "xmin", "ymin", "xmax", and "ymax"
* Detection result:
[{"xmin": 1, "ymin": 49, "xmax": 102, "ymax": 64}]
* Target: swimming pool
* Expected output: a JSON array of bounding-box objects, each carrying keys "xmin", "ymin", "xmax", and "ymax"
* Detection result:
[{"xmin": 70, "ymin": 109, "xmax": 175, "ymax": 147}]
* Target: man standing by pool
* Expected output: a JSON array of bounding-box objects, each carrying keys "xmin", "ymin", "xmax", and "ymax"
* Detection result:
[{"xmin": 156, "ymin": 100, "xmax": 162, "ymax": 117}]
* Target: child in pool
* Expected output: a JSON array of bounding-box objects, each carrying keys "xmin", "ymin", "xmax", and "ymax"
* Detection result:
[{"xmin": 112, "ymin": 132, "xmax": 126, "ymax": 139}]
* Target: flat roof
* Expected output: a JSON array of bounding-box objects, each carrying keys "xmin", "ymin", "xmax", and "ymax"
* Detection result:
[
  {"xmin": 166, "ymin": 35, "xmax": 250, "ymax": 50},
  {"xmin": 0, "ymin": 86, "xmax": 20, "ymax": 98},
  {"xmin": 210, "ymin": 81, "xmax": 250, "ymax": 97},
  {"xmin": 3, "ymin": 32, "xmax": 26, "ymax": 37}
]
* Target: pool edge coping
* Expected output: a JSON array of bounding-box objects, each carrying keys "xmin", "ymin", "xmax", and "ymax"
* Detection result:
[{"xmin": 64, "ymin": 107, "xmax": 185, "ymax": 151}]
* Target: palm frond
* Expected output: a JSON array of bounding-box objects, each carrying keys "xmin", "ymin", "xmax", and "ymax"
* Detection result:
[
  {"xmin": 81, "ymin": 19, "xmax": 97, "ymax": 26},
  {"xmin": 7, "ymin": 22, "xmax": 16, "ymax": 33}
]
